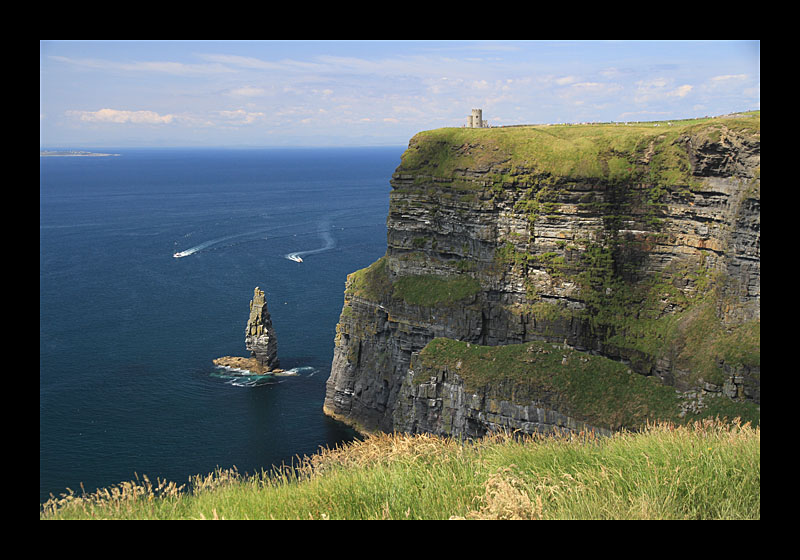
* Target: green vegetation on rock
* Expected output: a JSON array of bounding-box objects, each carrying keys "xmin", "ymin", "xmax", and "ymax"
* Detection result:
[
  {"xmin": 393, "ymin": 274, "xmax": 480, "ymax": 306},
  {"xmin": 346, "ymin": 255, "xmax": 481, "ymax": 307},
  {"xmin": 345, "ymin": 256, "xmax": 393, "ymax": 302},
  {"xmin": 399, "ymin": 112, "xmax": 759, "ymax": 186},
  {"xmin": 416, "ymin": 338, "xmax": 760, "ymax": 431}
]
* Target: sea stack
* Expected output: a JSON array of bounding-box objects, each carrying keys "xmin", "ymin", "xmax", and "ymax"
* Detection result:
[{"xmin": 245, "ymin": 287, "xmax": 279, "ymax": 373}]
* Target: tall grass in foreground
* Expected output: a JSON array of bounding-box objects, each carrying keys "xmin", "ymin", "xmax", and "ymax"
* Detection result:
[{"xmin": 41, "ymin": 418, "xmax": 759, "ymax": 520}]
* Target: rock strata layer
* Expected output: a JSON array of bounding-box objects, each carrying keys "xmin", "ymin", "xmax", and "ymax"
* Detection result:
[
  {"xmin": 324, "ymin": 114, "xmax": 760, "ymax": 437},
  {"xmin": 245, "ymin": 287, "xmax": 279, "ymax": 373}
]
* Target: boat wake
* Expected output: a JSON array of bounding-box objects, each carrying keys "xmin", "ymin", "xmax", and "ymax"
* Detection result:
[
  {"xmin": 285, "ymin": 220, "xmax": 335, "ymax": 263},
  {"xmin": 173, "ymin": 231, "xmax": 261, "ymax": 259},
  {"xmin": 173, "ymin": 217, "xmax": 339, "ymax": 261}
]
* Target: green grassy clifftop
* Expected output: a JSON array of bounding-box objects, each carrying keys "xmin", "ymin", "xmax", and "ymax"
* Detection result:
[{"xmin": 398, "ymin": 112, "xmax": 759, "ymax": 184}]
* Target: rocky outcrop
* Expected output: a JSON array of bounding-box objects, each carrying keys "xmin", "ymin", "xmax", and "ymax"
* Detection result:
[
  {"xmin": 216, "ymin": 287, "xmax": 281, "ymax": 374},
  {"xmin": 324, "ymin": 114, "xmax": 760, "ymax": 436},
  {"xmin": 245, "ymin": 287, "xmax": 279, "ymax": 372}
]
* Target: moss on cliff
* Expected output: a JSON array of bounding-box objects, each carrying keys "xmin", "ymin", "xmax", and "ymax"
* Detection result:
[
  {"xmin": 346, "ymin": 255, "xmax": 481, "ymax": 307},
  {"xmin": 505, "ymin": 237, "xmax": 760, "ymax": 388},
  {"xmin": 416, "ymin": 338, "xmax": 760, "ymax": 431},
  {"xmin": 393, "ymin": 274, "xmax": 480, "ymax": 306},
  {"xmin": 417, "ymin": 339, "xmax": 673, "ymax": 431},
  {"xmin": 346, "ymin": 256, "xmax": 393, "ymax": 302}
]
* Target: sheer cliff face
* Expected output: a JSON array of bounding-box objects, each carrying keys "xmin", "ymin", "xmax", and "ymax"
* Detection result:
[{"xmin": 324, "ymin": 114, "xmax": 760, "ymax": 435}]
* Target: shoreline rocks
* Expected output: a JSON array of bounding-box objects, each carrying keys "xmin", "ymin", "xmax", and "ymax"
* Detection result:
[{"xmin": 212, "ymin": 356, "xmax": 285, "ymax": 375}]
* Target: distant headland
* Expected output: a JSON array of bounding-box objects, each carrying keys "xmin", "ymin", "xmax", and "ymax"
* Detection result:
[{"xmin": 40, "ymin": 150, "xmax": 120, "ymax": 157}]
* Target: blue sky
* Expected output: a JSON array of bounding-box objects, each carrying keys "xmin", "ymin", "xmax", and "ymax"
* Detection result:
[{"xmin": 40, "ymin": 40, "xmax": 759, "ymax": 148}]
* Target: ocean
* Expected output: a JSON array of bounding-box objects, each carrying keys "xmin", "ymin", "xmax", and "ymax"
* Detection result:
[{"xmin": 40, "ymin": 146, "xmax": 403, "ymax": 503}]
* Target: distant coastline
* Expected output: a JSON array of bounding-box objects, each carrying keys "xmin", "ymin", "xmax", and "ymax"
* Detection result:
[{"xmin": 40, "ymin": 150, "xmax": 120, "ymax": 157}]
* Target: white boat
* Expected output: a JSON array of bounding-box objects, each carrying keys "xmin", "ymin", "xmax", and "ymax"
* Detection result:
[
  {"xmin": 287, "ymin": 255, "xmax": 303, "ymax": 263},
  {"xmin": 173, "ymin": 252, "xmax": 186, "ymax": 258}
]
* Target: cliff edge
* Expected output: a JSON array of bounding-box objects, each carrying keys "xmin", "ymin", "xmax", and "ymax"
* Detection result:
[{"xmin": 324, "ymin": 113, "xmax": 760, "ymax": 437}]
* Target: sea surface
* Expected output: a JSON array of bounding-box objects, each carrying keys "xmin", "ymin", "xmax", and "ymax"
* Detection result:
[{"xmin": 40, "ymin": 146, "xmax": 402, "ymax": 503}]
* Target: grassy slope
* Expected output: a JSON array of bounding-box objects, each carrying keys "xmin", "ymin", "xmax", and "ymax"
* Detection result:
[
  {"xmin": 398, "ymin": 112, "xmax": 760, "ymax": 182},
  {"xmin": 41, "ymin": 419, "xmax": 759, "ymax": 520}
]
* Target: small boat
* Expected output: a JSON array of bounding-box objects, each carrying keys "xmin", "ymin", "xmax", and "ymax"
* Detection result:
[
  {"xmin": 287, "ymin": 255, "xmax": 303, "ymax": 263},
  {"xmin": 173, "ymin": 252, "xmax": 185, "ymax": 258}
]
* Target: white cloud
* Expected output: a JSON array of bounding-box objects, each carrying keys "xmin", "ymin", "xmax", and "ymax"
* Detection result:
[
  {"xmin": 634, "ymin": 78, "xmax": 693, "ymax": 103},
  {"xmin": 556, "ymin": 81, "xmax": 623, "ymax": 102},
  {"xmin": 228, "ymin": 86, "xmax": 266, "ymax": 97},
  {"xmin": 217, "ymin": 109, "xmax": 265, "ymax": 124},
  {"xmin": 201, "ymin": 53, "xmax": 324, "ymax": 73},
  {"xmin": 67, "ymin": 108, "xmax": 175, "ymax": 124},
  {"xmin": 571, "ymin": 81, "xmax": 618, "ymax": 92},
  {"xmin": 555, "ymin": 75, "xmax": 578, "ymax": 85},
  {"xmin": 598, "ymin": 67, "xmax": 624, "ymax": 79},
  {"xmin": 710, "ymin": 74, "xmax": 748, "ymax": 83},
  {"xmin": 50, "ymin": 56, "xmax": 233, "ymax": 75},
  {"xmin": 669, "ymin": 84, "xmax": 693, "ymax": 98}
]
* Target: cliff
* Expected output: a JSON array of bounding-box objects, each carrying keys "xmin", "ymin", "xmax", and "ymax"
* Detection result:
[{"xmin": 324, "ymin": 112, "xmax": 760, "ymax": 437}]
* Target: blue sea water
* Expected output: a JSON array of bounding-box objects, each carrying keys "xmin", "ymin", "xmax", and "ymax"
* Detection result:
[{"xmin": 40, "ymin": 147, "xmax": 402, "ymax": 503}]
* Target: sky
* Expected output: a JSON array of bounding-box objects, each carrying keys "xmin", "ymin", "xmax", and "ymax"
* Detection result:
[{"xmin": 40, "ymin": 40, "xmax": 760, "ymax": 148}]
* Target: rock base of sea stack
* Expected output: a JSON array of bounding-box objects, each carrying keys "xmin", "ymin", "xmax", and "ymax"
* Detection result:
[{"xmin": 213, "ymin": 356, "xmax": 285, "ymax": 374}]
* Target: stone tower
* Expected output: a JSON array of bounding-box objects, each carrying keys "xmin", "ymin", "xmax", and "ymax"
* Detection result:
[
  {"xmin": 244, "ymin": 287, "xmax": 279, "ymax": 372},
  {"xmin": 467, "ymin": 108, "xmax": 487, "ymax": 128}
]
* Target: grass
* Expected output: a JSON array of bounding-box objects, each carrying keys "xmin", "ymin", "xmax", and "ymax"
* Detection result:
[
  {"xmin": 393, "ymin": 274, "xmax": 481, "ymax": 306},
  {"xmin": 399, "ymin": 112, "xmax": 760, "ymax": 185},
  {"xmin": 345, "ymin": 254, "xmax": 481, "ymax": 307},
  {"xmin": 41, "ymin": 418, "xmax": 759, "ymax": 520},
  {"xmin": 345, "ymin": 255, "xmax": 393, "ymax": 302},
  {"xmin": 415, "ymin": 338, "xmax": 760, "ymax": 431}
]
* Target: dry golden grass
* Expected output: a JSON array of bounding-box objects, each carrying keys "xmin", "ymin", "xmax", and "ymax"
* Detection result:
[{"xmin": 41, "ymin": 418, "xmax": 759, "ymax": 520}]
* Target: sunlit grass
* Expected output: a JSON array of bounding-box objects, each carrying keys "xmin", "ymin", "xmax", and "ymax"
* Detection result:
[{"xmin": 41, "ymin": 418, "xmax": 759, "ymax": 520}]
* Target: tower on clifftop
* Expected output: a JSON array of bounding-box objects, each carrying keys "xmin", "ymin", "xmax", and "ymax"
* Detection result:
[{"xmin": 467, "ymin": 108, "xmax": 487, "ymax": 128}]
